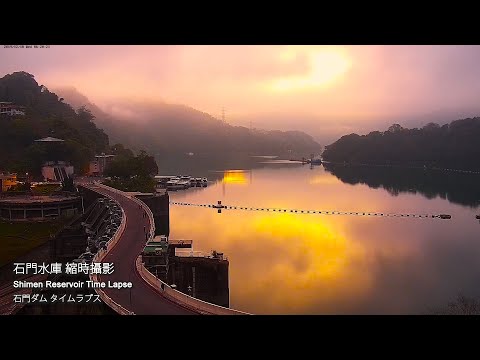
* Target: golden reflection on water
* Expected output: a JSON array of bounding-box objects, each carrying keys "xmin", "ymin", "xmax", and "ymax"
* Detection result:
[
  {"xmin": 222, "ymin": 170, "xmax": 249, "ymax": 185},
  {"xmin": 169, "ymin": 167, "xmax": 480, "ymax": 314}
]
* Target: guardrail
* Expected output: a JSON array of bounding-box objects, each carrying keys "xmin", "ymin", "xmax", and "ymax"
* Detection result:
[
  {"xmin": 135, "ymin": 256, "xmax": 250, "ymax": 315},
  {"xmin": 86, "ymin": 182, "xmax": 248, "ymax": 315},
  {"xmin": 93, "ymin": 182, "xmax": 156, "ymax": 245},
  {"xmin": 84, "ymin": 183, "xmax": 134, "ymax": 315},
  {"xmin": 129, "ymin": 195, "xmax": 156, "ymax": 245}
]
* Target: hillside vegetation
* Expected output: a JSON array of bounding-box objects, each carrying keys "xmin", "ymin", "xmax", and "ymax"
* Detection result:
[
  {"xmin": 55, "ymin": 87, "xmax": 322, "ymax": 157},
  {"xmin": 0, "ymin": 72, "xmax": 109, "ymax": 175},
  {"xmin": 323, "ymin": 121, "xmax": 480, "ymax": 170}
]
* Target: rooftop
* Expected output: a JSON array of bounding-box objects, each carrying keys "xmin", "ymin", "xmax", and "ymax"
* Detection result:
[
  {"xmin": 143, "ymin": 243, "xmax": 168, "ymax": 254},
  {"xmin": 175, "ymin": 250, "xmax": 227, "ymax": 261},
  {"xmin": 35, "ymin": 137, "xmax": 65, "ymax": 142},
  {"xmin": 168, "ymin": 239, "xmax": 193, "ymax": 248},
  {"xmin": 0, "ymin": 194, "xmax": 79, "ymax": 204}
]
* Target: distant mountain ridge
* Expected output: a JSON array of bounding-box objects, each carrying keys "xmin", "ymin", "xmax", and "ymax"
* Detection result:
[{"xmin": 53, "ymin": 87, "xmax": 322, "ymax": 157}]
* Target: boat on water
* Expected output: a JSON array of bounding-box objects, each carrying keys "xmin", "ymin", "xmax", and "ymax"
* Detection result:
[
  {"xmin": 177, "ymin": 180, "xmax": 191, "ymax": 189},
  {"xmin": 155, "ymin": 174, "xmax": 208, "ymax": 190},
  {"xmin": 310, "ymin": 156, "xmax": 322, "ymax": 165},
  {"xmin": 166, "ymin": 177, "xmax": 183, "ymax": 190}
]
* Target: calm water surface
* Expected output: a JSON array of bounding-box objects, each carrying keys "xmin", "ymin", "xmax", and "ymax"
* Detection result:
[{"xmin": 164, "ymin": 160, "xmax": 480, "ymax": 314}]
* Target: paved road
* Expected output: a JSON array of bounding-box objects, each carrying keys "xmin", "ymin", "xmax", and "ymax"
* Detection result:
[{"xmin": 82, "ymin": 183, "xmax": 195, "ymax": 315}]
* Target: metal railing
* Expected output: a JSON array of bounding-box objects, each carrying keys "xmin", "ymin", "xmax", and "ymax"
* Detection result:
[
  {"xmin": 135, "ymin": 256, "xmax": 249, "ymax": 315},
  {"xmin": 84, "ymin": 183, "xmax": 134, "ymax": 315},
  {"xmin": 86, "ymin": 182, "xmax": 248, "ymax": 315}
]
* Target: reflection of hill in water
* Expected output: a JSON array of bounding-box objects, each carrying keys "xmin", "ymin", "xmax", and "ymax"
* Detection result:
[
  {"xmin": 156, "ymin": 152, "xmax": 303, "ymax": 182},
  {"xmin": 323, "ymin": 163, "xmax": 480, "ymax": 208}
]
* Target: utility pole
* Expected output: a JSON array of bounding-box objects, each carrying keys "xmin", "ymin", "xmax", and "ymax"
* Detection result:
[{"xmin": 221, "ymin": 107, "xmax": 226, "ymax": 123}]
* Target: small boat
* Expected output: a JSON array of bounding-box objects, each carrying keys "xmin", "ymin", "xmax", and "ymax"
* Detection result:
[
  {"xmin": 166, "ymin": 178, "xmax": 183, "ymax": 190},
  {"xmin": 310, "ymin": 156, "xmax": 322, "ymax": 165},
  {"xmin": 177, "ymin": 180, "xmax": 191, "ymax": 189}
]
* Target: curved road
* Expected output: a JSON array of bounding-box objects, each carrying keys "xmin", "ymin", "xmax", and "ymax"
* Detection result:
[{"xmin": 83, "ymin": 183, "xmax": 195, "ymax": 315}]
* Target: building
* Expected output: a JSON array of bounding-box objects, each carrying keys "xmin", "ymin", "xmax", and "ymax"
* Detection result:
[
  {"xmin": 34, "ymin": 137, "xmax": 74, "ymax": 182},
  {"xmin": 168, "ymin": 250, "xmax": 230, "ymax": 308},
  {"xmin": 88, "ymin": 154, "xmax": 115, "ymax": 176},
  {"xmin": 41, "ymin": 161, "xmax": 74, "ymax": 182},
  {"xmin": 0, "ymin": 173, "xmax": 18, "ymax": 192},
  {"xmin": 0, "ymin": 102, "xmax": 26, "ymax": 116},
  {"xmin": 141, "ymin": 236, "xmax": 229, "ymax": 308},
  {"xmin": 0, "ymin": 193, "xmax": 81, "ymax": 221}
]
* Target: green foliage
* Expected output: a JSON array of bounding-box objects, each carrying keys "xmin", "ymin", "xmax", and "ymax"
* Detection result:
[
  {"xmin": 105, "ymin": 149, "xmax": 158, "ymax": 178},
  {"xmin": 103, "ymin": 146, "xmax": 158, "ymax": 192},
  {"xmin": 31, "ymin": 184, "xmax": 62, "ymax": 195},
  {"xmin": 8, "ymin": 182, "xmax": 31, "ymax": 192},
  {"xmin": 0, "ymin": 71, "xmax": 109, "ymax": 176},
  {"xmin": 103, "ymin": 176, "xmax": 156, "ymax": 193},
  {"xmin": 0, "ymin": 219, "xmax": 66, "ymax": 267},
  {"xmin": 323, "ymin": 118, "xmax": 480, "ymax": 170}
]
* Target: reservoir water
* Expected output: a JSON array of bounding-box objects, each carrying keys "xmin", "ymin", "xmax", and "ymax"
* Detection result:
[{"xmin": 162, "ymin": 158, "xmax": 480, "ymax": 314}]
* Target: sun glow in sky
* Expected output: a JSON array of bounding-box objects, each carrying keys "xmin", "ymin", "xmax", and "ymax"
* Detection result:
[
  {"xmin": 1, "ymin": 45, "xmax": 480, "ymax": 142},
  {"xmin": 268, "ymin": 46, "xmax": 352, "ymax": 92}
]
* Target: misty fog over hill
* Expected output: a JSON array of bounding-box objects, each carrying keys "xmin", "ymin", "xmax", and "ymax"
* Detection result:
[{"xmin": 54, "ymin": 87, "xmax": 322, "ymax": 158}]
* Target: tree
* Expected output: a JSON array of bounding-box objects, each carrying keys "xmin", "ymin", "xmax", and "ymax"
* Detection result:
[{"xmin": 387, "ymin": 124, "xmax": 404, "ymax": 133}]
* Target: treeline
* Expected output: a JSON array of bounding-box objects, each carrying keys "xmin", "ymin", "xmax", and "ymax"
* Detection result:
[
  {"xmin": 103, "ymin": 145, "xmax": 158, "ymax": 193},
  {"xmin": 106, "ymin": 145, "xmax": 158, "ymax": 178},
  {"xmin": 0, "ymin": 71, "xmax": 109, "ymax": 175},
  {"xmin": 0, "ymin": 71, "xmax": 158, "ymax": 180},
  {"xmin": 322, "ymin": 120, "xmax": 480, "ymax": 170}
]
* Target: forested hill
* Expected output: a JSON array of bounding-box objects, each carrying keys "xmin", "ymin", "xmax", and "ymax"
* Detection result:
[
  {"xmin": 54, "ymin": 87, "xmax": 322, "ymax": 157},
  {"xmin": 0, "ymin": 71, "xmax": 109, "ymax": 174},
  {"xmin": 322, "ymin": 120, "xmax": 480, "ymax": 170}
]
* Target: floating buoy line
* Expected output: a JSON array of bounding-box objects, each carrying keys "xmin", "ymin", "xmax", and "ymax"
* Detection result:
[{"xmin": 169, "ymin": 201, "xmax": 453, "ymax": 220}]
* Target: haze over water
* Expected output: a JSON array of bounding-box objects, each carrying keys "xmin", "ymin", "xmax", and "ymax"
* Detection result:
[{"xmin": 166, "ymin": 161, "xmax": 480, "ymax": 314}]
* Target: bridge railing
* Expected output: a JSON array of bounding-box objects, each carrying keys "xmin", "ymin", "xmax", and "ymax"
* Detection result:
[
  {"xmin": 87, "ymin": 182, "xmax": 248, "ymax": 315},
  {"xmin": 94, "ymin": 182, "xmax": 156, "ymax": 244},
  {"xmin": 85, "ymin": 183, "xmax": 135, "ymax": 315},
  {"xmin": 135, "ymin": 256, "xmax": 249, "ymax": 315},
  {"xmin": 129, "ymin": 195, "xmax": 156, "ymax": 245}
]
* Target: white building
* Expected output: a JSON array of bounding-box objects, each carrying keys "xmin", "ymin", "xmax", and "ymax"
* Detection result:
[
  {"xmin": 89, "ymin": 154, "xmax": 115, "ymax": 175},
  {"xmin": 0, "ymin": 102, "xmax": 26, "ymax": 116}
]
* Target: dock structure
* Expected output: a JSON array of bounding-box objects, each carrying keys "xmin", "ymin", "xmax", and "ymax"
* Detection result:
[{"xmin": 141, "ymin": 235, "xmax": 230, "ymax": 308}]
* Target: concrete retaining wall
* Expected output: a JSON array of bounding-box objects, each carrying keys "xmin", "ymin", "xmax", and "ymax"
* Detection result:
[{"xmin": 135, "ymin": 256, "xmax": 249, "ymax": 315}]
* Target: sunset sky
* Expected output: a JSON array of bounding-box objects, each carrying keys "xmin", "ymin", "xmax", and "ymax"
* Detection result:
[{"xmin": 1, "ymin": 45, "xmax": 480, "ymax": 143}]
